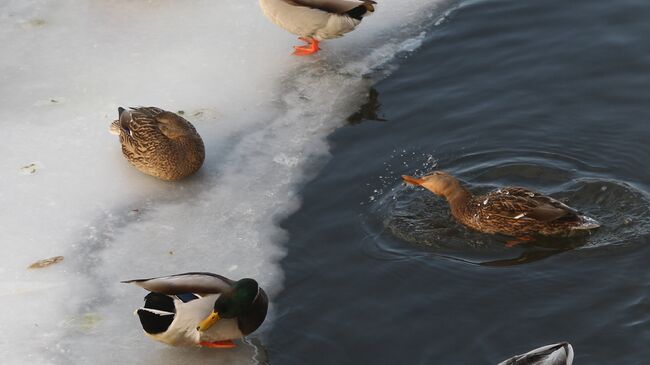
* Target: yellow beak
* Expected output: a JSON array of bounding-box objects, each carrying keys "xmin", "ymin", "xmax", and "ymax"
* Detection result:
[{"xmin": 196, "ymin": 311, "xmax": 221, "ymax": 332}]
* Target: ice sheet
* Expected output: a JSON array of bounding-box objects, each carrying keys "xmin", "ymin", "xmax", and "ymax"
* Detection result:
[{"xmin": 0, "ymin": 0, "xmax": 453, "ymax": 363}]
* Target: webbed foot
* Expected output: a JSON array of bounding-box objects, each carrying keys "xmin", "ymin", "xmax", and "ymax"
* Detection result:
[{"xmin": 292, "ymin": 37, "xmax": 321, "ymax": 56}]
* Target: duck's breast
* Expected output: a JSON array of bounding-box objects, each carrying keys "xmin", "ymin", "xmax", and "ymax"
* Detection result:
[
  {"xmin": 259, "ymin": 0, "xmax": 360, "ymax": 39},
  {"xmin": 316, "ymin": 14, "xmax": 360, "ymax": 39},
  {"xmin": 199, "ymin": 317, "xmax": 244, "ymax": 343},
  {"xmin": 147, "ymin": 294, "xmax": 216, "ymax": 346}
]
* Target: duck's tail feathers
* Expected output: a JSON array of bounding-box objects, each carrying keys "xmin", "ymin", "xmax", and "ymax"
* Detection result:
[
  {"xmin": 572, "ymin": 215, "xmax": 600, "ymax": 230},
  {"xmin": 347, "ymin": 1, "xmax": 376, "ymax": 20}
]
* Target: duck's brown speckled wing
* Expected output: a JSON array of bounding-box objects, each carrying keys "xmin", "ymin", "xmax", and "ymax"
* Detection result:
[
  {"xmin": 118, "ymin": 106, "xmax": 156, "ymax": 127},
  {"xmin": 115, "ymin": 107, "xmax": 162, "ymax": 159},
  {"xmin": 486, "ymin": 188, "xmax": 581, "ymax": 223},
  {"xmin": 117, "ymin": 106, "xmax": 158, "ymax": 139},
  {"xmin": 122, "ymin": 107, "xmax": 164, "ymax": 132}
]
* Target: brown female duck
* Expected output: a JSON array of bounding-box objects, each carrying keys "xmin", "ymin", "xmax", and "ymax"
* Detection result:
[
  {"xmin": 110, "ymin": 107, "xmax": 205, "ymax": 181},
  {"xmin": 402, "ymin": 171, "xmax": 599, "ymax": 239}
]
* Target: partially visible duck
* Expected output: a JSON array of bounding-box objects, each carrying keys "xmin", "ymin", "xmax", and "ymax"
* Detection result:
[
  {"xmin": 402, "ymin": 171, "xmax": 599, "ymax": 240},
  {"xmin": 123, "ymin": 273, "xmax": 268, "ymax": 348},
  {"xmin": 498, "ymin": 342, "xmax": 574, "ymax": 365},
  {"xmin": 110, "ymin": 107, "xmax": 205, "ymax": 181},
  {"xmin": 259, "ymin": 0, "xmax": 376, "ymax": 56}
]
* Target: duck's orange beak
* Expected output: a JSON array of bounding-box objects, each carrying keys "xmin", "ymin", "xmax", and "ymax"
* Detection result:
[{"xmin": 402, "ymin": 175, "xmax": 425, "ymax": 186}]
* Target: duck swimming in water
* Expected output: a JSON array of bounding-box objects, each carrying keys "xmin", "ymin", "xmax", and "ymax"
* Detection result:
[
  {"xmin": 258, "ymin": 0, "xmax": 376, "ymax": 56},
  {"xmin": 110, "ymin": 107, "xmax": 205, "ymax": 181},
  {"xmin": 123, "ymin": 273, "xmax": 268, "ymax": 348},
  {"xmin": 402, "ymin": 171, "xmax": 599, "ymax": 240},
  {"xmin": 499, "ymin": 342, "xmax": 574, "ymax": 365}
]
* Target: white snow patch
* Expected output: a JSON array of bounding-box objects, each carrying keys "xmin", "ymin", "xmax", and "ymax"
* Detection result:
[{"xmin": 0, "ymin": 0, "xmax": 454, "ymax": 363}]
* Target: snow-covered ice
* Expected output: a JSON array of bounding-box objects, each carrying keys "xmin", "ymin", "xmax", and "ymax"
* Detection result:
[{"xmin": 0, "ymin": 0, "xmax": 453, "ymax": 363}]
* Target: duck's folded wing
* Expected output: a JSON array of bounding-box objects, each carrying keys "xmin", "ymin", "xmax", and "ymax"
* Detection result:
[
  {"xmin": 117, "ymin": 106, "xmax": 158, "ymax": 131},
  {"xmin": 525, "ymin": 204, "xmax": 574, "ymax": 222},
  {"xmin": 491, "ymin": 188, "xmax": 580, "ymax": 222},
  {"xmin": 123, "ymin": 272, "xmax": 234, "ymax": 295},
  {"xmin": 290, "ymin": 0, "xmax": 371, "ymax": 14},
  {"xmin": 127, "ymin": 106, "xmax": 165, "ymax": 127}
]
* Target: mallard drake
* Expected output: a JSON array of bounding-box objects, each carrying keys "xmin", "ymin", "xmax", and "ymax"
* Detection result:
[
  {"xmin": 109, "ymin": 107, "xmax": 205, "ymax": 181},
  {"xmin": 259, "ymin": 0, "xmax": 376, "ymax": 56},
  {"xmin": 123, "ymin": 273, "xmax": 268, "ymax": 348},
  {"xmin": 402, "ymin": 171, "xmax": 599, "ymax": 240},
  {"xmin": 499, "ymin": 342, "xmax": 574, "ymax": 365}
]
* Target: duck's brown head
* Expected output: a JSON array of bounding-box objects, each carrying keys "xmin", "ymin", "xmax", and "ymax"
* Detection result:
[{"xmin": 402, "ymin": 171, "xmax": 463, "ymax": 199}]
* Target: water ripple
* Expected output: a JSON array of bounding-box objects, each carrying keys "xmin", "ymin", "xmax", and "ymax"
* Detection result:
[{"xmin": 364, "ymin": 148, "xmax": 650, "ymax": 266}]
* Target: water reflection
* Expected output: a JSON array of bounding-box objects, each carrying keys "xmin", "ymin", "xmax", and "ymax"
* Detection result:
[
  {"xmin": 479, "ymin": 248, "xmax": 572, "ymax": 267},
  {"xmin": 132, "ymin": 337, "xmax": 269, "ymax": 365},
  {"xmin": 347, "ymin": 88, "xmax": 387, "ymax": 124}
]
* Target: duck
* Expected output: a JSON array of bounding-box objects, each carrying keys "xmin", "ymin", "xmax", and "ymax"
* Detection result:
[
  {"xmin": 258, "ymin": 0, "xmax": 377, "ymax": 56},
  {"xmin": 123, "ymin": 272, "xmax": 268, "ymax": 348},
  {"xmin": 401, "ymin": 171, "xmax": 599, "ymax": 242},
  {"xmin": 109, "ymin": 107, "xmax": 205, "ymax": 181},
  {"xmin": 498, "ymin": 342, "xmax": 574, "ymax": 365}
]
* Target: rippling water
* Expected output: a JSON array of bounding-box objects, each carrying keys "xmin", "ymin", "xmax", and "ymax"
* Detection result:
[{"xmin": 271, "ymin": 0, "xmax": 650, "ymax": 363}]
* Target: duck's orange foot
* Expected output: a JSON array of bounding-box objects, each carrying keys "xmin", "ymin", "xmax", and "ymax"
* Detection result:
[
  {"xmin": 505, "ymin": 236, "xmax": 535, "ymax": 248},
  {"xmin": 293, "ymin": 37, "xmax": 321, "ymax": 56},
  {"xmin": 199, "ymin": 340, "xmax": 236, "ymax": 349}
]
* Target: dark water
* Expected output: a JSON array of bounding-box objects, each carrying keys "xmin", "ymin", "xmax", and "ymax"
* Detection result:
[{"xmin": 269, "ymin": 0, "xmax": 650, "ymax": 363}]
